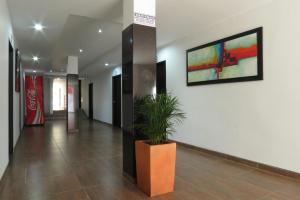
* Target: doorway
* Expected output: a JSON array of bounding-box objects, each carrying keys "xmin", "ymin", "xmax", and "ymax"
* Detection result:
[
  {"xmin": 8, "ymin": 41, "xmax": 14, "ymax": 155},
  {"xmin": 89, "ymin": 83, "xmax": 93, "ymax": 120},
  {"xmin": 156, "ymin": 61, "xmax": 166, "ymax": 94},
  {"xmin": 112, "ymin": 75, "xmax": 121, "ymax": 128},
  {"xmin": 79, "ymin": 80, "xmax": 81, "ymax": 109},
  {"xmin": 52, "ymin": 77, "xmax": 67, "ymax": 111}
]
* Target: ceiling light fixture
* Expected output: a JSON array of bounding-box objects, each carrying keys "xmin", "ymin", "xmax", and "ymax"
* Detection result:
[
  {"xmin": 105, "ymin": 63, "xmax": 109, "ymax": 66},
  {"xmin": 79, "ymin": 49, "xmax": 83, "ymax": 53},
  {"xmin": 33, "ymin": 56, "xmax": 39, "ymax": 61},
  {"xmin": 98, "ymin": 28, "xmax": 102, "ymax": 33},
  {"xmin": 34, "ymin": 23, "xmax": 44, "ymax": 31},
  {"xmin": 33, "ymin": 70, "xmax": 36, "ymax": 73}
]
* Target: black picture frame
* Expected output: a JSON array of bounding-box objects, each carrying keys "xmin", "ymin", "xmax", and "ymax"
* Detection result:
[
  {"xmin": 186, "ymin": 27, "xmax": 263, "ymax": 86},
  {"xmin": 15, "ymin": 49, "xmax": 21, "ymax": 92}
]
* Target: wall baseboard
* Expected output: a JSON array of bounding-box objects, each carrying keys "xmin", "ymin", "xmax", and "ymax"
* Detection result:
[
  {"xmin": 81, "ymin": 109, "xmax": 89, "ymax": 119},
  {"xmin": 0, "ymin": 164, "xmax": 9, "ymax": 194},
  {"xmin": 123, "ymin": 171, "xmax": 136, "ymax": 184},
  {"xmin": 93, "ymin": 119, "xmax": 112, "ymax": 126},
  {"xmin": 174, "ymin": 140, "xmax": 300, "ymax": 179}
]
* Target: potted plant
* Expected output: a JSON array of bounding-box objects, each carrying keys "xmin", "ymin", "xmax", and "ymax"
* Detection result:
[{"xmin": 135, "ymin": 93, "xmax": 185, "ymax": 197}]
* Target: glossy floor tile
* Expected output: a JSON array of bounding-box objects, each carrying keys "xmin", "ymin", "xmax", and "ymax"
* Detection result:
[{"xmin": 1, "ymin": 115, "xmax": 300, "ymax": 200}]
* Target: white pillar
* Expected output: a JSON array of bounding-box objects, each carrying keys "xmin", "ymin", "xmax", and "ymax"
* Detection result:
[
  {"xmin": 123, "ymin": 0, "xmax": 156, "ymax": 29},
  {"xmin": 67, "ymin": 56, "xmax": 78, "ymax": 75}
]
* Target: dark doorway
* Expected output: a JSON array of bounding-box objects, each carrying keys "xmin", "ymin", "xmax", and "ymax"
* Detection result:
[
  {"xmin": 112, "ymin": 75, "xmax": 121, "ymax": 128},
  {"xmin": 88, "ymin": 83, "xmax": 93, "ymax": 120},
  {"xmin": 78, "ymin": 80, "xmax": 81, "ymax": 109},
  {"xmin": 8, "ymin": 41, "xmax": 14, "ymax": 155},
  {"xmin": 156, "ymin": 61, "xmax": 167, "ymax": 94}
]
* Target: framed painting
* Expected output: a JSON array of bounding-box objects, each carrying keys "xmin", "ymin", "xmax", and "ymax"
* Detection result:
[
  {"xmin": 15, "ymin": 49, "xmax": 21, "ymax": 92},
  {"xmin": 186, "ymin": 27, "xmax": 263, "ymax": 86}
]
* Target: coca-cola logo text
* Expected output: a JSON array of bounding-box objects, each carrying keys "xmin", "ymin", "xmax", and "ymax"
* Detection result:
[{"xmin": 27, "ymin": 89, "xmax": 37, "ymax": 110}]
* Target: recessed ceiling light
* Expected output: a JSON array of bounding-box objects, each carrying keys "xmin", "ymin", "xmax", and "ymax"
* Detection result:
[
  {"xmin": 98, "ymin": 29, "xmax": 102, "ymax": 33},
  {"xmin": 33, "ymin": 56, "xmax": 39, "ymax": 61},
  {"xmin": 34, "ymin": 23, "xmax": 43, "ymax": 31},
  {"xmin": 79, "ymin": 49, "xmax": 83, "ymax": 53},
  {"xmin": 105, "ymin": 63, "xmax": 109, "ymax": 66}
]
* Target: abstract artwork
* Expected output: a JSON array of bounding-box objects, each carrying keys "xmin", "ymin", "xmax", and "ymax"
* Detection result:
[
  {"xmin": 15, "ymin": 49, "xmax": 21, "ymax": 92},
  {"xmin": 186, "ymin": 27, "xmax": 263, "ymax": 86}
]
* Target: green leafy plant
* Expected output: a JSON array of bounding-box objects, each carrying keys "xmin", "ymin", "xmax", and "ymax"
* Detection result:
[{"xmin": 135, "ymin": 93, "xmax": 186, "ymax": 145}]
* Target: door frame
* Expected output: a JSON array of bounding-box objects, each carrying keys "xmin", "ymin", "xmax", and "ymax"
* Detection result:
[
  {"xmin": 156, "ymin": 60, "xmax": 167, "ymax": 94},
  {"xmin": 8, "ymin": 41, "xmax": 14, "ymax": 155},
  {"xmin": 78, "ymin": 80, "xmax": 81, "ymax": 109},
  {"xmin": 112, "ymin": 74, "xmax": 122, "ymax": 128},
  {"xmin": 88, "ymin": 83, "xmax": 93, "ymax": 120}
]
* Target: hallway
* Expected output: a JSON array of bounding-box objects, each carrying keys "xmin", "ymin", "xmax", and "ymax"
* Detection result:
[{"xmin": 0, "ymin": 118, "xmax": 300, "ymax": 200}]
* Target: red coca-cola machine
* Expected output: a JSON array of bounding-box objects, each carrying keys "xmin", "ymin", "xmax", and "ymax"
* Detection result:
[{"xmin": 25, "ymin": 75, "xmax": 45, "ymax": 125}]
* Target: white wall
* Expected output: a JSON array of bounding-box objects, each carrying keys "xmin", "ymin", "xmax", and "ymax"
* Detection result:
[
  {"xmin": 13, "ymin": 64, "xmax": 20, "ymax": 147},
  {"xmin": 158, "ymin": 0, "xmax": 300, "ymax": 173},
  {"xmin": 0, "ymin": 0, "xmax": 20, "ymax": 179},
  {"xmin": 81, "ymin": 67, "xmax": 122, "ymax": 124}
]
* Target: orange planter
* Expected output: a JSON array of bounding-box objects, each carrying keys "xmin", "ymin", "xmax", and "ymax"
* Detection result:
[{"xmin": 135, "ymin": 140, "xmax": 176, "ymax": 197}]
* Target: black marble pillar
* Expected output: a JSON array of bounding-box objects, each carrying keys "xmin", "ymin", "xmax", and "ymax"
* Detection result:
[
  {"xmin": 67, "ymin": 74, "xmax": 79, "ymax": 133},
  {"xmin": 122, "ymin": 24, "xmax": 156, "ymax": 179}
]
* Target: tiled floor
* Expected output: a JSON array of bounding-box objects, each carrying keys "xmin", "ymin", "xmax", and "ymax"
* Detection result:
[{"xmin": 0, "ymin": 116, "xmax": 300, "ymax": 199}]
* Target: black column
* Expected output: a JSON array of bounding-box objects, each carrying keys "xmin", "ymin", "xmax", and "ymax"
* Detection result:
[
  {"xmin": 67, "ymin": 74, "xmax": 79, "ymax": 133},
  {"xmin": 79, "ymin": 80, "xmax": 81, "ymax": 109},
  {"xmin": 122, "ymin": 24, "xmax": 156, "ymax": 179}
]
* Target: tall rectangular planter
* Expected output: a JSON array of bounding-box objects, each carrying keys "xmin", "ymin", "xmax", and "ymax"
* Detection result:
[{"xmin": 135, "ymin": 140, "xmax": 176, "ymax": 197}]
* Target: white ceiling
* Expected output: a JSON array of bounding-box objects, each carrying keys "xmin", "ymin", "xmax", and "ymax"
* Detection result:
[
  {"xmin": 7, "ymin": 0, "xmax": 122, "ymax": 72},
  {"xmin": 156, "ymin": 0, "xmax": 271, "ymax": 47},
  {"xmin": 51, "ymin": 15, "xmax": 122, "ymax": 71},
  {"xmin": 7, "ymin": 0, "xmax": 270, "ymax": 75}
]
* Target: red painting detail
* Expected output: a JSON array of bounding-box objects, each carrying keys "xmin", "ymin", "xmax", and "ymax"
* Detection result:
[{"xmin": 188, "ymin": 44, "xmax": 257, "ymax": 72}]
